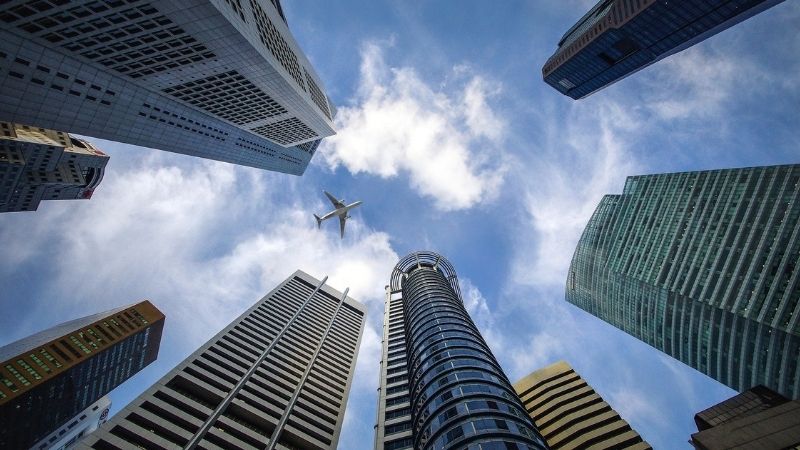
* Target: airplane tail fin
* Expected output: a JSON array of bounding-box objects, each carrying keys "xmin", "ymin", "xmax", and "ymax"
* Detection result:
[{"xmin": 313, "ymin": 214, "xmax": 322, "ymax": 229}]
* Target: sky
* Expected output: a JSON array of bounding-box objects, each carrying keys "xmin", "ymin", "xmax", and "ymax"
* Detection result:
[{"xmin": 0, "ymin": 1, "xmax": 799, "ymax": 449}]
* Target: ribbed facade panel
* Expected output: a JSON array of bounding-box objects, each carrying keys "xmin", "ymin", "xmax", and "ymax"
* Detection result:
[
  {"xmin": 513, "ymin": 361, "xmax": 651, "ymax": 449},
  {"xmin": 374, "ymin": 251, "xmax": 549, "ymax": 450},
  {"xmin": 566, "ymin": 165, "xmax": 800, "ymax": 398},
  {"xmin": 79, "ymin": 270, "xmax": 365, "ymax": 450},
  {"xmin": 0, "ymin": 0, "xmax": 335, "ymax": 174},
  {"xmin": 542, "ymin": 0, "xmax": 786, "ymax": 99}
]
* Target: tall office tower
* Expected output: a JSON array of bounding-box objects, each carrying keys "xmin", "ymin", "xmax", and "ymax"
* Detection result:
[
  {"xmin": 0, "ymin": 301, "xmax": 164, "ymax": 449},
  {"xmin": 374, "ymin": 251, "xmax": 548, "ymax": 450},
  {"xmin": 80, "ymin": 270, "xmax": 366, "ymax": 450},
  {"xmin": 33, "ymin": 395, "xmax": 112, "ymax": 450},
  {"xmin": 0, "ymin": 0, "xmax": 335, "ymax": 175},
  {"xmin": 513, "ymin": 361, "xmax": 651, "ymax": 450},
  {"xmin": 690, "ymin": 385, "xmax": 800, "ymax": 449},
  {"xmin": 566, "ymin": 164, "xmax": 800, "ymax": 398},
  {"xmin": 542, "ymin": 0, "xmax": 786, "ymax": 99},
  {"xmin": 0, "ymin": 121, "xmax": 109, "ymax": 213}
]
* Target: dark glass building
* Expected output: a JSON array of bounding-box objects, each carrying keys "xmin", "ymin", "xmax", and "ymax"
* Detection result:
[
  {"xmin": 691, "ymin": 385, "xmax": 800, "ymax": 449},
  {"xmin": 80, "ymin": 270, "xmax": 366, "ymax": 450},
  {"xmin": 374, "ymin": 251, "xmax": 548, "ymax": 450},
  {"xmin": 566, "ymin": 164, "xmax": 800, "ymax": 398},
  {"xmin": 543, "ymin": 0, "xmax": 786, "ymax": 99},
  {"xmin": 0, "ymin": 301, "xmax": 164, "ymax": 449}
]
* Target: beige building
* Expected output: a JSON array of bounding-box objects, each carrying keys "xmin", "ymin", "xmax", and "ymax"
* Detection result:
[
  {"xmin": 513, "ymin": 361, "xmax": 651, "ymax": 450},
  {"xmin": 0, "ymin": 121, "xmax": 109, "ymax": 212}
]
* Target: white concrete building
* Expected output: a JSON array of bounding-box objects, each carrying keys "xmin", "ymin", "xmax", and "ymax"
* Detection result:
[{"xmin": 0, "ymin": 0, "xmax": 335, "ymax": 175}]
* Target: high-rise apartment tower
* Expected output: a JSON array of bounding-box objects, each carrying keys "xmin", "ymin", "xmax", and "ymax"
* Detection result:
[
  {"xmin": 543, "ymin": 0, "xmax": 786, "ymax": 99},
  {"xmin": 374, "ymin": 251, "xmax": 548, "ymax": 450},
  {"xmin": 80, "ymin": 270, "xmax": 365, "ymax": 450},
  {"xmin": 0, "ymin": 0, "xmax": 335, "ymax": 174},
  {"xmin": 566, "ymin": 164, "xmax": 800, "ymax": 398},
  {"xmin": 0, "ymin": 301, "xmax": 164, "ymax": 449},
  {"xmin": 1, "ymin": 121, "xmax": 109, "ymax": 213},
  {"xmin": 513, "ymin": 361, "xmax": 651, "ymax": 450}
]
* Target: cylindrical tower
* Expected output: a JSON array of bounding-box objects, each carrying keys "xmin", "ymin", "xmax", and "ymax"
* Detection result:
[{"xmin": 390, "ymin": 251, "xmax": 548, "ymax": 450}]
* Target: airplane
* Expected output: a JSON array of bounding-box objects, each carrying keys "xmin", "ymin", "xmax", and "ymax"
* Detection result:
[{"xmin": 314, "ymin": 191, "xmax": 363, "ymax": 239}]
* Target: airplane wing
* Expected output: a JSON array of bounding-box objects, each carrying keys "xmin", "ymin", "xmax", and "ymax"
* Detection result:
[
  {"xmin": 339, "ymin": 214, "xmax": 347, "ymax": 239},
  {"xmin": 324, "ymin": 191, "xmax": 345, "ymax": 209}
]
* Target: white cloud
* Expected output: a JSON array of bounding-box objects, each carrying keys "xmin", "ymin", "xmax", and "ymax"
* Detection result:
[
  {"xmin": 318, "ymin": 42, "xmax": 507, "ymax": 211},
  {"xmin": 510, "ymin": 100, "xmax": 641, "ymax": 288},
  {"xmin": 0, "ymin": 142, "xmax": 397, "ymax": 388}
]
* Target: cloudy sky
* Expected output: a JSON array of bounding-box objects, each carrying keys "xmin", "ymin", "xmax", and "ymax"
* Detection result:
[{"xmin": 1, "ymin": 1, "xmax": 799, "ymax": 448}]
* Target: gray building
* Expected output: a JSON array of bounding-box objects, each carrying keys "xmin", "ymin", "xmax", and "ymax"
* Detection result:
[
  {"xmin": 691, "ymin": 385, "xmax": 800, "ymax": 449},
  {"xmin": 566, "ymin": 164, "xmax": 800, "ymax": 398},
  {"xmin": 80, "ymin": 270, "xmax": 366, "ymax": 450},
  {"xmin": 0, "ymin": 0, "xmax": 335, "ymax": 174},
  {"xmin": 374, "ymin": 251, "xmax": 548, "ymax": 450},
  {"xmin": 543, "ymin": 0, "xmax": 786, "ymax": 99},
  {"xmin": 1, "ymin": 121, "xmax": 109, "ymax": 213}
]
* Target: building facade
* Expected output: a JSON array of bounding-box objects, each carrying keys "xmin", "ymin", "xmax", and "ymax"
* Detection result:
[
  {"xmin": 0, "ymin": 301, "xmax": 164, "ymax": 449},
  {"xmin": 543, "ymin": 0, "xmax": 786, "ymax": 99},
  {"xmin": 0, "ymin": 0, "xmax": 335, "ymax": 174},
  {"xmin": 80, "ymin": 270, "xmax": 366, "ymax": 450},
  {"xmin": 691, "ymin": 385, "xmax": 800, "ymax": 449},
  {"xmin": 33, "ymin": 395, "xmax": 111, "ymax": 450},
  {"xmin": 513, "ymin": 361, "xmax": 650, "ymax": 449},
  {"xmin": 374, "ymin": 251, "xmax": 548, "ymax": 450},
  {"xmin": 1, "ymin": 121, "xmax": 109, "ymax": 212},
  {"xmin": 566, "ymin": 164, "xmax": 800, "ymax": 398}
]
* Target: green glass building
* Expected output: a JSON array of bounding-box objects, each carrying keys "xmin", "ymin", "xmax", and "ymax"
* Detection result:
[{"xmin": 566, "ymin": 164, "xmax": 800, "ymax": 398}]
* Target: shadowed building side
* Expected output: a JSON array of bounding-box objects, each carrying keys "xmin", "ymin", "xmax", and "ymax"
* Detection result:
[
  {"xmin": 690, "ymin": 385, "xmax": 800, "ymax": 449},
  {"xmin": 543, "ymin": 0, "xmax": 786, "ymax": 99},
  {"xmin": 0, "ymin": 301, "xmax": 164, "ymax": 449},
  {"xmin": 513, "ymin": 361, "xmax": 651, "ymax": 450}
]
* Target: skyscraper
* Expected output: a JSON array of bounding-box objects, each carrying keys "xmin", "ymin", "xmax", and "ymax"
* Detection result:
[
  {"xmin": 543, "ymin": 0, "xmax": 786, "ymax": 99},
  {"xmin": 566, "ymin": 164, "xmax": 800, "ymax": 398},
  {"xmin": 80, "ymin": 270, "xmax": 366, "ymax": 450},
  {"xmin": 0, "ymin": 300, "xmax": 165, "ymax": 449},
  {"xmin": 374, "ymin": 251, "xmax": 548, "ymax": 450},
  {"xmin": 0, "ymin": 0, "xmax": 335, "ymax": 174},
  {"xmin": 1, "ymin": 121, "xmax": 109, "ymax": 213},
  {"xmin": 513, "ymin": 361, "xmax": 651, "ymax": 450},
  {"xmin": 691, "ymin": 385, "xmax": 800, "ymax": 449}
]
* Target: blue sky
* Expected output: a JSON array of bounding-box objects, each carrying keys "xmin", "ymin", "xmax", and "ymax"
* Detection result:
[{"xmin": 1, "ymin": 1, "xmax": 799, "ymax": 448}]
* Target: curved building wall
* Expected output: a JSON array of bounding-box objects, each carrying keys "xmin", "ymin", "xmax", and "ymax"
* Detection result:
[{"xmin": 388, "ymin": 251, "xmax": 548, "ymax": 450}]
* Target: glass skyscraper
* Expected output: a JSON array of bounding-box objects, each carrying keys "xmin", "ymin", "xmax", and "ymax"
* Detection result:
[
  {"xmin": 566, "ymin": 164, "xmax": 800, "ymax": 398},
  {"xmin": 0, "ymin": 300, "xmax": 164, "ymax": 449},
  {"xmin": 543, "ymin": 0, "xmax": 786, "ymax": 99},
  {"xmin": 80, "ymin": 270, "xmax": 365, "ymax": 450},
  {"xmin": 374, "ymin": 251, "xmax": 548, "ymax": 450}
]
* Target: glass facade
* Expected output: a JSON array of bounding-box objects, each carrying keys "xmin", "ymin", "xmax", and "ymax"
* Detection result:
[
  {"xmin": 0, "ymin": 301, "xmax": 164, "ymax": 449},
  {"xmin": 567, "ymin": 165, "xmax": 800, "ymax": 398},
  {"xmin": 375, "ymin": 251, "xmax": 548, "ymax": 450},
  {"xmin": 543, "ymin": 0, "xmax": 786, "ymax": 99}
]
